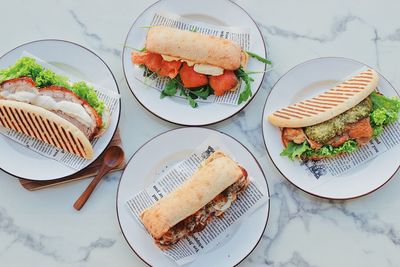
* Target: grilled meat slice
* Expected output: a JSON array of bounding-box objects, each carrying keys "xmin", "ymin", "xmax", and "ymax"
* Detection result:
[
  {"xmin": 0, "ymin": 77, "xmax": 101, "ymax": 140},
  {"xmin": 39, "ymin": 86, "xmax": 102, "ymax": 140},
  {"xmin": 281, "ymin": 128, "xmax": 307, "ymax": 147},
  {"xmin": 0, "ymin": 77, "xmax": 38, "ymax": 101}
]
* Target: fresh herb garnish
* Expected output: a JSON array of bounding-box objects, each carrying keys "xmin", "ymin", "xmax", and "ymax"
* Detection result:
[
  {"xmin": 235, "ymin": 66, "xmax": 254, "ymax": 104},
  {"xmin": 159, "ymin": 75, "xmax": 208, "ymax": 108},
  {"xmin": 246, "ymin": 51, "xmax": 272, "ymax": 65},
  {"xmin": 187, "ymin": 85, "xmax": 213, "ymax": 100},
  {"xmin": 189, "ymin": 27, "xmax": 198, "ymax": 33},
  {"xmin": 160, "ymin": 78, "xmax": 178, "ymax": 98}
]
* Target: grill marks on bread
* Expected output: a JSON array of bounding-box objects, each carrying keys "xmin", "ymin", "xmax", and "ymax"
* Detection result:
[
  {"xmin": 0, "ymin": 102, "xmax": 88, "ymax": 157},
  {"xmin": 268, "ymin": 69, "xmax": 379, "ymax": 128}
]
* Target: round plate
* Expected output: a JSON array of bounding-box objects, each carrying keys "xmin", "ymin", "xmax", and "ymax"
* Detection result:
[
  {"xmin": 117, "ymin": 127, "xmax": 270, "ymax": 267},
  {"xmin": 0, "ymin": 39, "xmax": 120, "ymax": 181},
  {"xmin": 262, "ymin": 57, "xmax": 400, "ymax": 199},
  {"xmin": 122, "ymin": 0, "xmax": 266, "ymax": 126}
]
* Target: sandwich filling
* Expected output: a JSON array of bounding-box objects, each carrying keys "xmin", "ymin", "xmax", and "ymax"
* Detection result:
[
  {"xmin": 281, "ymin": 92, "xmax": 400, "ymax": 160},
  {"xmin": 132, "ymin": 51, "xmax": 240, "ymax": 96},
  {"xmin": 0, "ymin": 77, "xmax": 102, "ymax": 140},
  {"xmin": 156, "ymin": 171, "xmax": 249, "ymax": 247}
]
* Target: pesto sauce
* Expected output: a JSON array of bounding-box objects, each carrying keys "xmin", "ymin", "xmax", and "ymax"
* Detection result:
[{"xmin": 305, "ymin": 97, "xmax": 372, "ymax": 143}]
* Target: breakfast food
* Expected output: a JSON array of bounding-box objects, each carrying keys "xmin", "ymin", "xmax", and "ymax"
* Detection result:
[
  {"xmin": 131, "ymin": 26, "xmax": 269, "ymax": 107},
  {"xmin": 267, "ymin": 68, "xmax": 400, "ymax": 160},
  {"xmin": 0, "ymin": 57, "xmax": 109, "ymax": 159},
  {"xmin": 140, "ymin": 151, "xmax": 249, "ymax": 249}
]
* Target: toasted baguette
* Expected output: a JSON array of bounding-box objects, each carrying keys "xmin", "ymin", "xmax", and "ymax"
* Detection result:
[
  {"xmin": 145, "ymin": 26, "xmax": 242, "ymax": 70},
  {"xmin": 268, "ymin": 69, "xmax": 379, "ymax": 128},
  {"xmin": 140, "ymin": 151, "xmax": 243, "ymax": 240},
  {"xmin": 0, "ymin": 100, "xmax": 93, "ymax": 159}
]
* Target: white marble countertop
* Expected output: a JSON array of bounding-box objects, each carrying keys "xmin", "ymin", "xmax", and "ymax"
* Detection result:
[{"xmin": 1, "ymin": 0, "xmax": 400, "ymax": 266}]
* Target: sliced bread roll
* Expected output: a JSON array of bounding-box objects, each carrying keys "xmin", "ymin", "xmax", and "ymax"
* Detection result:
[
  {"xmin": 0, "ymin": 100, "xmax": 93, "ymax": 159},
  {"xmin": 145, "ymin": 26, "xmax": 242, "ymax": 70},
  {"xmin": 140, "ymin": 151, "xmax": 243, "ymax": 240},
  {"xmin": 268, "ymin": 69, "xmax": 379, "ymax": 128}
]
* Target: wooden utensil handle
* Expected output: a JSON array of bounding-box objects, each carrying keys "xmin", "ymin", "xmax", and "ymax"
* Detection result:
[{"xmin": 73, "ymin": 165, "xmax": 110, "ymax": 211}]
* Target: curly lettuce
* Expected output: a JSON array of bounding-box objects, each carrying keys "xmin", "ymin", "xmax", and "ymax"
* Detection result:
[
  {"xmin": 0, "ymin": 57, "xmax": 104, "ymax": 115},
  {"xmin": 370, "ymin": 92, "xmax": 400, "ymax": 137},
  {"xmin": 281, "ymin": 140, "xmax": 358, "ymax": 160}
]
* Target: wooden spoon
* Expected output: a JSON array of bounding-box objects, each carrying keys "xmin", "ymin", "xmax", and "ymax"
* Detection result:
[{"xmin": 73, "ymin": 146, "xmax": 124, "ymax": 211}]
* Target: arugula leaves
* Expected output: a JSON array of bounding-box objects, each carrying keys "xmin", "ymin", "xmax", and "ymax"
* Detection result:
[
  {"xmin": 159, "ymin": 75, "xmax": 213, "ymax": 108},
  {"xmin": 235, "ymin": 67, "xmax": 254, "ymax": 104},
  {"xmin": 160, "ymin": 78, "xmax": 178, "ymax": 98},
  {"xmin": 246, "ymin": 51, "xmax": 272, "ymax": 65}
]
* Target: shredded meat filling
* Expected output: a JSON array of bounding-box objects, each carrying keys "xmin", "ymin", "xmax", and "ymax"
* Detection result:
[{"xmin": 156, "ymin": 174, "xmax": 249, "ymax": 247}]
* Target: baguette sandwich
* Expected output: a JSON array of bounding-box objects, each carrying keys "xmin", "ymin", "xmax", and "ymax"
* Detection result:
[
  {"xmin": 0, "ymin": 57, "xmax": 109, "ymax": 159},
  {"xmin": 140, "ymin": 151, "xmax": 249, "ymax": 249},
  {"xmin": 267, "ymin": 69, "xmax": 400, "ymax": 160},
  {"xmin": 131, "ymin": 26, "xmax": 269, "ymax": 107}
]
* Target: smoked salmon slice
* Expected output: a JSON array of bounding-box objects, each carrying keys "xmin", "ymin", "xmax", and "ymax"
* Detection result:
[
  {"xmin": 346, "ymin": 118, "xmax": 373, "ymax": 145},
  {"xmin": 158, "ymin": 60, "xmax": 182, "ymax": 79},
  {"xmin": 131, "ymin": 52, "xmax": 163, "ymax": 72},
  {"xmin": 209, "ymin": 70, "xmax": 239, "ymax": 96},
  {"xmin": 179, "ymin": 62, "xmax": 208, "ymax": 88}
]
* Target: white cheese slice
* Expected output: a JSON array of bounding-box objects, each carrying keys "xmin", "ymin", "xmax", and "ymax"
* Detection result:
[{"xmin": 193, "ymin": 64, "xmax": 224, "ymax": 76}]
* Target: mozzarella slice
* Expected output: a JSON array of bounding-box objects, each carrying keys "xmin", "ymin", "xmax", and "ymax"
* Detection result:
[{"xmin": 193, "ymin": 64, "xmax": 224, "ymax": 76}]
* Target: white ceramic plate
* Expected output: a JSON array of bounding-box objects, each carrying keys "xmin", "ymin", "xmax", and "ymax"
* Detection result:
[
  {"xmin": 117, "ymin": 127, "xmax": 270, "ymax": 267},
  {"xmin": 122, "ymin": 0, "xmax": 266, "ymax": 126},
  {"xmin": 0, "ymin": 39, "xmax": 120, "ymax": 181},
  {"xmin": 262, "ymin": 57, "xmax": 400, "ymax": 199}
]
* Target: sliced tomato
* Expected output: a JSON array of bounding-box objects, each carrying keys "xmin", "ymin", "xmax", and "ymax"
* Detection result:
[
  {"xmin": 131, "ymin": 51, "xmax": 148, "ymax": 65},
  {"xmin": 209, "ymin": 70, "xmax": 239, "ymax": 96},
  {"xmin": 158, "ymin": 60, "xmax": 182, "ymax": 78},
  {"xmin": 179, "ymin": 62, "xmax": 208, "ymax": 88}
]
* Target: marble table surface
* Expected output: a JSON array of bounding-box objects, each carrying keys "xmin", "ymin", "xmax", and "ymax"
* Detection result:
[{"xmin": 1, "ymin": 0, "xmax": 400, "ymax": 266}]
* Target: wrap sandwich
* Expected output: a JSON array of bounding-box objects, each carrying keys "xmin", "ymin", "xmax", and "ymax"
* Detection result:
[{"xmin": 140, "ymin": 151, "xmax": 249, "ymax": 249}]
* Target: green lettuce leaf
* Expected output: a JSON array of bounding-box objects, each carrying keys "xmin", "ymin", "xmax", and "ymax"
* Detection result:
[
  {"xmin": 281, "ymin": 140, "xmax": 358, "ymax": 160},
  {"xmin": 370, "ymin": 92, "xmax": 400, "ymax": 136},
  {"xmin": 280, "ymin": 141, "xmax": 311, "ymax": 160}
]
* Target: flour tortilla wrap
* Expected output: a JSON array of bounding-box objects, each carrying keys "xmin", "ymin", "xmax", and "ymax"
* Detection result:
[
  {"xmin": 140, "ymin": 151, "xmax": 243, "ymax": 239},
  {"xmin": 145, "ymin": 26, "xmax": 242, "ymax": 70}
]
